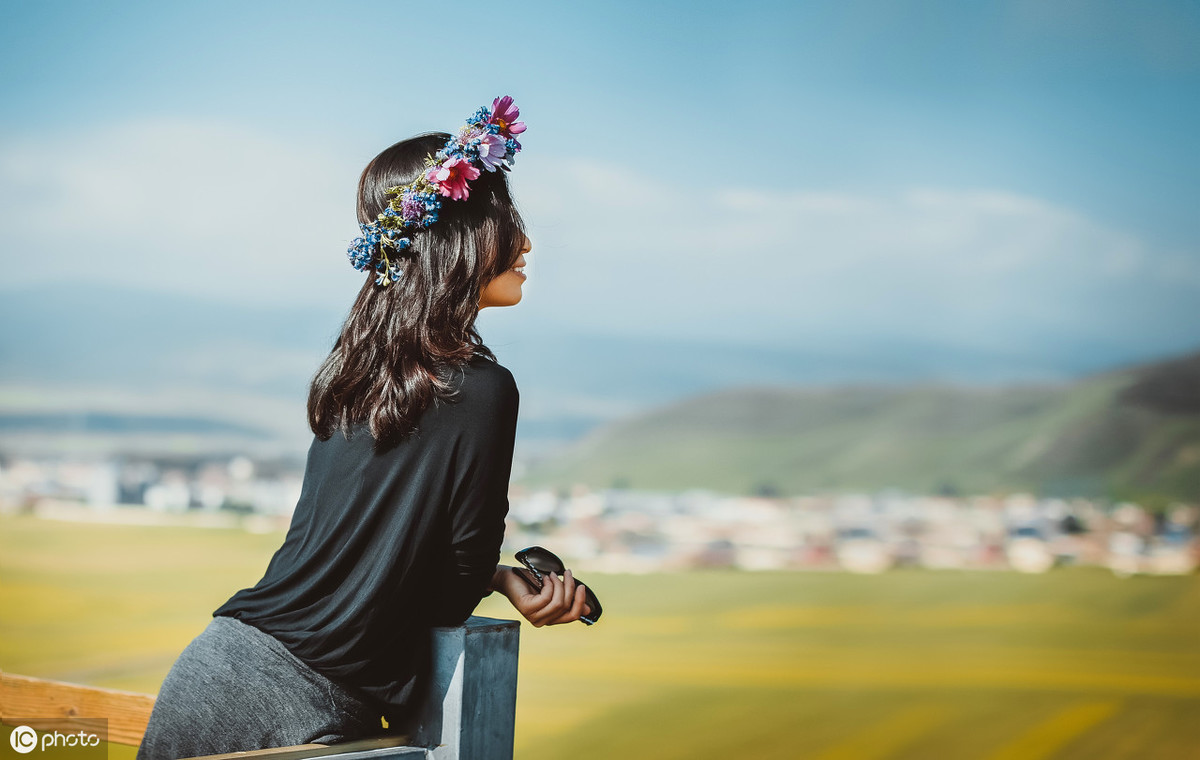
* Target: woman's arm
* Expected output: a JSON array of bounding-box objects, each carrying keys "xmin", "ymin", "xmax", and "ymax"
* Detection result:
[
  {"xmin": 488, "ymin": 563, "xmax": 590, "ymax": 627},
  {"xmin": 427, "ymin": 371, "xmax": 521, "ymax": 627}
]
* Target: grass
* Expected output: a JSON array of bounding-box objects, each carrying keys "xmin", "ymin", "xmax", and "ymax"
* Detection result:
[{"xmin": 2, "ymin": 513, "xmax": 1198, "ymax": 759}]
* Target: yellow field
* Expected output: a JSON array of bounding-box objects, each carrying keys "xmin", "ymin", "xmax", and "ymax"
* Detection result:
[{"xmin": 1, "ymin": 513, "xmax": 1198, "ymax": 759}]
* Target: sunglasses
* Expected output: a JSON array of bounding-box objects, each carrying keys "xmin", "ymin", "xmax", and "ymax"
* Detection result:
[{"xmin": 512, "ymin": 546, "xmax": 603, "ymax": 626}]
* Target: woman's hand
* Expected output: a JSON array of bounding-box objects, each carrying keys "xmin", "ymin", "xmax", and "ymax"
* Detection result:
[{"xmin": 490, "ymin": 564, "xmax": 590, "ymax": 627}]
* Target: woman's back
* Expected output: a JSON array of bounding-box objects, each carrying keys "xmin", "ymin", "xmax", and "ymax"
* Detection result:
[{"xmin": 213, "ymin": 353, "xmax": 519, "ymax": 723}]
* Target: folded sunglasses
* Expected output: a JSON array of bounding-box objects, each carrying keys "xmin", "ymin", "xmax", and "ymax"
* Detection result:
[{"xmin": 511, "ymin": 546, "xmax": 603, "ymax": 625}]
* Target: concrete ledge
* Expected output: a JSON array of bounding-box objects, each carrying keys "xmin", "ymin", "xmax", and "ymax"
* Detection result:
[{"xmin": 402, "ymin": 616, "xmax": 520, "ymax": 760}]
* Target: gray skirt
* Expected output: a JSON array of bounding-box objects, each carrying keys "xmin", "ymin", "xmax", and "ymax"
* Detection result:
[{"xmin": 136, "ymin": 615, "xmax": 385, "ymax": 760}]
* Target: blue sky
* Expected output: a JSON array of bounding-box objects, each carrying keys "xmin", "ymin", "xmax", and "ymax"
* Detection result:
[{"xmin": 2, "ymin": 0, "xmax": 1199, "ymax": 409}]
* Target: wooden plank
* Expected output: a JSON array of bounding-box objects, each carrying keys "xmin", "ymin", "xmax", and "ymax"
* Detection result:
[
  {"xmin": 182, "ymin": 734, "xmax": 422, "ymax": 759},
  {"xmin": 0, "ymin": 670, "xmax": 156, "ymax": 746}
]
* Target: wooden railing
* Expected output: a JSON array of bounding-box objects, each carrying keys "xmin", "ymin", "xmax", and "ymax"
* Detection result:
[{"xmin": 0, "ymin": 616, "xmax": 520, "ymax": 760}]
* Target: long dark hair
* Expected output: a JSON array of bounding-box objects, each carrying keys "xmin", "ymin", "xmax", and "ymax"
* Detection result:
[{"xmin": 307, "ymin": 132, "xmax": 527, "ymax": 450}]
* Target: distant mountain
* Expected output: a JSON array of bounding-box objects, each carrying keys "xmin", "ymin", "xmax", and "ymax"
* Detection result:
[
  {"xmin": 0, "ymin": 411, "xmax": 270, "ymax": 437},
  {"xmin": 0, "ymin": 283, "xmax": 344, "ymax": 397},
  {"xmin": 3, "ymin": 282, "xmax": 1198, "ymax": 470},
  {"xmin": 518, "ymin": 350, "xmax": 1200, "ymax": 507}
]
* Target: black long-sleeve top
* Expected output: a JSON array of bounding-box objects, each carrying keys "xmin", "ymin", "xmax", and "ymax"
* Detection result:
[{"xmin": 212, "ymin": 354, "xmax": 519, "ymax": 724}]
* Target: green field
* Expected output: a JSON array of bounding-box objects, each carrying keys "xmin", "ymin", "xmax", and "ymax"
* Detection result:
[{"xmin": 2, "ymin": 514, "xmax": 1198, "ymax": 759}]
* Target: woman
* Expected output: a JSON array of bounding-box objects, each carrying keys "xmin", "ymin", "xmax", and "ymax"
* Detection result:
[{"xmin": 136, "ymin": 96, "xmax": 589, "ymax": 760}]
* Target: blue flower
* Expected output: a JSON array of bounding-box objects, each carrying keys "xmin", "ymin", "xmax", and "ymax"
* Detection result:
[{"xmin": 346, "ymin": 235, "xmax": 376, "ymax": 272}]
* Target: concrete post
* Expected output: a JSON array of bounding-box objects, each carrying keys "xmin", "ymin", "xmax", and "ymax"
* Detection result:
[{"xmin": 405, "ymin": 616, "xmax": 520, "ymax": 760}]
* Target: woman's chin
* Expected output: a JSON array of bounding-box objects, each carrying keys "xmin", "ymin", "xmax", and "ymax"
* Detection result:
[
  {"xmin": 480, "ymin": 273, "xmax": 526, "ymax": 308},
  {"xmin": 498, "ymin": 282, "xmax": 525, "ymax": 306},
  {"xmin": 481, "ymin": 290, "xmax": 523, "ymax": 309}
]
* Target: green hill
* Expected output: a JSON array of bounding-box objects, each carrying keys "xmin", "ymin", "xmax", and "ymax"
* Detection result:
[{"xmin": 517, "ymin": 350, "xmax": 1200, "ymax": 506}]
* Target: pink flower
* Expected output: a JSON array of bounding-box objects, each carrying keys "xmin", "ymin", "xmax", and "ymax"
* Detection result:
[
  {"xmin": 477, "ymin": 132, "xmax": 508, "ymax": 171},
  {"xmin": 488, "ymin": 95, "xmax": 526, "ymax": 138},
  {"xmin": 426, "ymin": 157, "xmax": 481, "ymax": 201}
]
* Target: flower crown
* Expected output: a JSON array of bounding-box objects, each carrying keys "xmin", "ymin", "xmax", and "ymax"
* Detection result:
[{"xmin": 347, "ymin": 95, "xmax": 526, "ymax": 287}]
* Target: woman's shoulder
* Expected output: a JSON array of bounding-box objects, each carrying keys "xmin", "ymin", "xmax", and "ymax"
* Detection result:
[
  {"xmin": 452, "ymin": 354, "xmax": 519, "ymax": 407},
  {"xmin": 462, "ymin": 353, "xmax": 516, "ymax": 385}
]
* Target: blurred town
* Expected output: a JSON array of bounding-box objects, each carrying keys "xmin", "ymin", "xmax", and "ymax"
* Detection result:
[{"xmin": 2, "ymin": 451, "xmax": 1196, "ymax": 577}]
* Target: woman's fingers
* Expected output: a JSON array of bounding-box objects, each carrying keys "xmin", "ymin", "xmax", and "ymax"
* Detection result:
[
  {"xmin": 560, "ymin": 568, "xmax": 576, "ymax": 611},
  {"xmin": 542, "ymin": 572, "xmax": 589, "ymax": 626},
  {"xmin": 510, "ymin": 570, "xmax": 551, "ymax": 626},
  {"xmin": 526, "ymin": 571, "xmax": 560, "ymax": 626},
  {"xmin": 520, "ymin": 568, "xmax": 590, "ymax": 627},
  {"xmin": 547, "ymin": 583, "xmax": 588, "ymax": 625},
  {"xmin": 538, "ymin": 569, "xmax": 565, "ymax": 623},
  {"xmin": 532, "ymin": 570, "xmax": 572, "ymax": 626},
  {"xmin": 532, "ymin": 570, "xmax": 554, "ymax": 602},
  {"xmin": 574, "ymin": 584, "xmax": 590, "ymax": 620}
]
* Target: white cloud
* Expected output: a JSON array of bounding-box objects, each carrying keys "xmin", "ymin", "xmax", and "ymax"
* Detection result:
[
  {"xmin": 0, "ymin": 117, "xmax": 364, "ymax": 305},
  {"xmin": 3, "ymin": 120, "xmax": 1194, "ymax": 355},
  {"xmin": 510, "ymin": 155, "xmax": 1196, "ymax": 348}
]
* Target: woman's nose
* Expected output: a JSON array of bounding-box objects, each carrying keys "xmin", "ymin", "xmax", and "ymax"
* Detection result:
[{"xmin": 520, "ymin": 234, "xmax": 532, "ymax": 254}]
